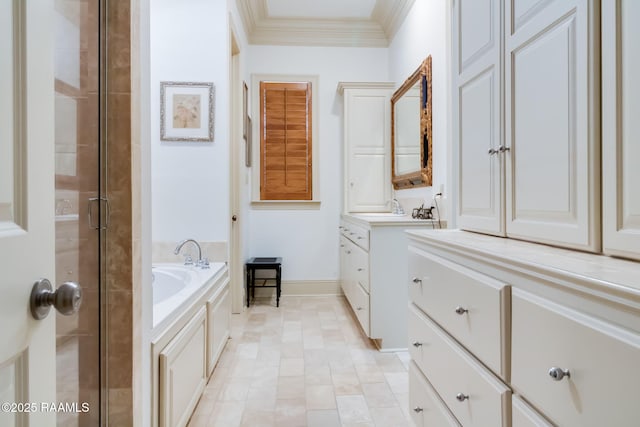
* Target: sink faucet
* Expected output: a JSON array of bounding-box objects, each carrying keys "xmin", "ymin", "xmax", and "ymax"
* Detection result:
[
  {"xmin": 174, "ymin": 239, "xmax": 209, "ymax": 268},
  {"xmin": 392, "ymin": 199, "xmax": 405, "ymax": 215}
]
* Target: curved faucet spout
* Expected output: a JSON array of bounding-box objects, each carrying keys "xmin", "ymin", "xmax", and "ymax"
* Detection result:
[{"xmin": 174, "ymin": 238, "xmax": 202, "ymax": 262}]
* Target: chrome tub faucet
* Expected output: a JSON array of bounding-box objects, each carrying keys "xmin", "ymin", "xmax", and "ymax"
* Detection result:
[{"xmin": 174, "ymin": 238, "xmax": 209, "ymax": 268}]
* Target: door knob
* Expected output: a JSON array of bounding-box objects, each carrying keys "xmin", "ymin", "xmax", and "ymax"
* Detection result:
[
  {"xmin": 232, "ymin": 215, "xmax": 237, "ymax": 222},
  {"xmin": 30, "ymin": 279, "xmax": 82, "ymax": 320}
]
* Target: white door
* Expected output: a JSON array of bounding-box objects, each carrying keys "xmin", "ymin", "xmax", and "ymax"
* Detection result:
[
  {"xmin": 0, "ymin": 1, "xmax": 57, "ymax": 425},
  {"xmin": 504, "ymin": 0, "xmax": 600, "ymax": 252},
  {"xmin": 454, "ymin": 0, "xmax": 505, "ymax": 235},
  {"xmin": 602, "ymin": 0, "xmax": 640, "ymax": 261}
]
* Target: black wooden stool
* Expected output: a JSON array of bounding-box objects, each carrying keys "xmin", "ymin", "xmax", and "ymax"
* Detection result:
[{"xmin": 245, "ymin": 257, "xmax": 282, "ymax": 307}]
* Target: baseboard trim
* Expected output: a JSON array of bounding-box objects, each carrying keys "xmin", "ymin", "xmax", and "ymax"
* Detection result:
[{"xmin": 251, "ymin": 280, "xmax": 342, "ymax": 298}]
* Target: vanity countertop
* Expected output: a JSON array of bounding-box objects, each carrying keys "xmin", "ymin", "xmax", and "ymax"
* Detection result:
[{"xmin": 342, "ymin": 213, "xmax": 445, "ymax": 228}]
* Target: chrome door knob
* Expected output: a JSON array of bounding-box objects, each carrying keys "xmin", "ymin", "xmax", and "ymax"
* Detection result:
[
  {"xmin": 548, "ymin": 367, "xmax": 570, "ymax": 381},
  {"xmin": 456, "ymin": 393, "xmax": 469, "ymax": 402},
  {"xmin": 30, "ymin": 278, "xmax": 82, "ymax": 320}
]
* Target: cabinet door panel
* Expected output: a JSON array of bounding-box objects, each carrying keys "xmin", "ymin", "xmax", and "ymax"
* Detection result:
[
  {"xmin": 457, "ymin": 0, "xmax": 500, "ymax": 74},
  {"xmin": 344, "ymin": 90, "xmax": 391, "ymax": 212},
  {"xmin": 457, "ymin": 68, "xmax": 504, "ymax": 234},
  {"xmin": 505, "ymin": 0, "xmax": 600, "ymax": 251},
  {"xmin": 602, "ymin": 0, "xmax": 640, "ymax": 261},
  {"xmin": 454, "ymin": 0, "xmax": 504, "ymax": 235},
  {"xmin": 512, "ymin": 289, "xmax": 640, "ymax": 426}
]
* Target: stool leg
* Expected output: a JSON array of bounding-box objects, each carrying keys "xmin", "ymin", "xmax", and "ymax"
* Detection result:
[
  {"xmin": 246, "ymin": 267, "xmax": 251, "ymax": 307},
  {"xmin": 276, "ymin": 265, "xmax": 281, "ymax": 307}
]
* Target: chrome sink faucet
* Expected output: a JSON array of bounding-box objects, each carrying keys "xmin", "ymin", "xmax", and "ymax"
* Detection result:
[
  {"xmin": 392, "ymin": 198, "xmax": 405, "ymax": 215},
  {"xmin": 174, "ymin": 238, "xmax": 209, "ymax": 268}
]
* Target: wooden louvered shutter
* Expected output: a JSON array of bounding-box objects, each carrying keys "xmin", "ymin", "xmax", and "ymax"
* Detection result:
[{"xmin": 260, "ymin": 81, "xmax": 312, "ymax": 200}]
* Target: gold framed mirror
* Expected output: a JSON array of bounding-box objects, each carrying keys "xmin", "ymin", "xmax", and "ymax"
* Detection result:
[{"xmin": 391, "ymin": 55, "xmax": 432, "ymax": 189}]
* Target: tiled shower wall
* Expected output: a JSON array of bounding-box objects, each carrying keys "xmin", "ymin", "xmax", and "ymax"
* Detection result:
[{"xmin": 105, "ymin": 0, "xmax": 138, "ymax": 424}]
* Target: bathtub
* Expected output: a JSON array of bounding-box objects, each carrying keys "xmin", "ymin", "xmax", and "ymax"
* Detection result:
[{"xmin": 152, "ymin": 262, "xmax": 226, "ymax": 329}]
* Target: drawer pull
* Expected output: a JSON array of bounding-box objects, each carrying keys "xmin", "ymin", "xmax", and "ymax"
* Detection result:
[
  {"xmin": 357, "ymin": 268, "xmax": 364, "ymax": 272},
  {"xmin": 412, "ymin": 341, "xmax": 423, "ymax": 348},
  {"xmin": 456, "ymin": 393, "xmax": 469, "ymax": 402},
  {"xmin": 356, "ymin": 306, "xmax": 364, "ymax": 311},
  {"xmin": 548, "ymin": 367, "xmax": 571, "ymax": 381},
  {"xmin": 455, "ymin": 306, "xmax": 468, "ymax": 315},
  {"xmin": 413, "ymin": 407, "xmax": 424, "ymax": 413},
  {"xmin": 412, "ymin": 277, "xmax": 422, "ymax": 284}
]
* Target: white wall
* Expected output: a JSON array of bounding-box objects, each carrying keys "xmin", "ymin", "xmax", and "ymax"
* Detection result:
[
  {"xmin": 150, "ymin": 0, "xmax": 230, "ymax": 244},
  {"xmin": 245, "ymin": 46, "xmax": 389, "ymax": 280},
  {"xmin": 388, "ymin": 0, "xmax": 452, "ymax": 220}
]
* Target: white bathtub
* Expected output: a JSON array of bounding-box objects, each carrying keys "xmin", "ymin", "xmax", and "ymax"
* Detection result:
[{"xmin": 152, "ymin": 262, "xmax": 226, "ymax": 329}]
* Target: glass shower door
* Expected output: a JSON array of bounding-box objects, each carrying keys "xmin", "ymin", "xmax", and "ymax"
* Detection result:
[{"xmin": 54, "ymin": 1, "xmax": 102, "ymax": 425}]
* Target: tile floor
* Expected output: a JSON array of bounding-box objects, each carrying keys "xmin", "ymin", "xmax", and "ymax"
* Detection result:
[{"xmin": 187, "ymin": 296, "xmax": 415, "ymax": 427}]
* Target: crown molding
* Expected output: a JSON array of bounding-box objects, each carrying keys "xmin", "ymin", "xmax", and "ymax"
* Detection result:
[
  {"xmin": 371, "ymin": 0, "xmax": 416, "ymax": 41},
  {"xmin": 237, "ymin": 0, "xmax": 414, "ymax": 47}
]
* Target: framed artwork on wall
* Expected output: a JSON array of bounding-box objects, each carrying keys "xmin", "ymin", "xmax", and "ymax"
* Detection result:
[{"xmin": 160, "ymin": 81, "xmax": 215, "ymax": 142}]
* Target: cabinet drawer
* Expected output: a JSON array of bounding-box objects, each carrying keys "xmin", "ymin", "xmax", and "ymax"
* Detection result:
[
  {"xmin": 352, "ymin": 283, "xmax": 370, "ymax": 335},
  {"xmin": 409, "ymin": 361, "xmax": 461, "ymax": 427},
  {"xmin": 341, "ymin": 221, "xmax": 369, "ymax": 250},
  {"xmin": 512, "ymin": 395, "xmax": 553, "ymax": 427},
  {"xmin": 409, "ymin": 304, "xmax": 511, "ymax": 427},
  {"xmin": 352, "ymin": 244, "xmax": 369, "ymax": 292},
  {"xmin": 408, "ymin": 247, "xmax": 510, "ymax": 379},
  {"xmin": 512, "ymin": 289, "xmax": 640, "ymax": 427}
]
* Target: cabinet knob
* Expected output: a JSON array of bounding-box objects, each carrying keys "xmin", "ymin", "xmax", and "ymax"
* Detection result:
[
  {"xmin": 455, "ymin": 306, "xmax": 468, "ymax": 315},
  {"xmin": 488, "ymin": 148, "xmax": 498, "ymax": 155},
  {"xmin": 413, "ymin": 407, "xmax": 423, "ymax": 413},
  {"xmin": 412, "ymin": 341, "xmax": 423, "ymax": 348},
  {"xmin": 456, "ymin": 393, "xmax": 469, "ymax": 402},
  {"xmin": 356, "ymin": 306, "xmax": 363, "ymax": 311},
  {"xmin": 499, "ymin": 145, "xmax": 511, "ymax": 153},
  {"xmin": 357, "ymin": 236, "xmax": 363, "ymax": 240},
  {"xmin": 340, "ymin": 244, "xmax": 345, "ymax": 248},
  {"xmin": 357, "ymin": 268, "xmax": 364, "ymax": 272},
  {"xmin": 412, "ymin": 277, "xmax": 422, "ymax": 284},
  {"xmin": 346, "ymin": 250, "xmax": 351, "ymax": 254},
  {"xmin": 548, "ymin": 367, "xmax": 570, "ymax": 381}
]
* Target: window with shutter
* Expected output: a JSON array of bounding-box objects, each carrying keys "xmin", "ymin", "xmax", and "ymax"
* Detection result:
[{"xmin": 259, "ymin": 81, "xmax": 312, "ymax": 200}]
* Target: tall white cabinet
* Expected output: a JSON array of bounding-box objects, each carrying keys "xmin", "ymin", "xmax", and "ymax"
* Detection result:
[
  {"xmin": 602, "ymin": 0, "xmax": 640, "ymax": 262},
  {"xmin": 338, "ymin": 82, "xmax": 394, "ymax": 213},
  {"xmin": 454, "ymin": 0, "xmax": 600, "ymax": 252}
]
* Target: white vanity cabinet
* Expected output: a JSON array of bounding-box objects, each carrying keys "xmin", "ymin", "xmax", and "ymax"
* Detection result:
[
  {"xmin": 340, "ymin": 214, "xmax": 439, "ymax": 350},
  {"xmin": 454, "ymin": 0, "xmax": 600, "ymax": 252},
  {"xmin": 151, "ymin": 266, "xmax": 230, "ymax": 427},
  {"xmin": 602, "ymin": 0, "xmax": 640, "ymax": 261},
  {"xmin": 408, "ymin": 229, "xmax": 640, "ymax": 426},
  {"xmin": 337, "ymin": 82, "xmax": 394, "ymax": 213}
]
